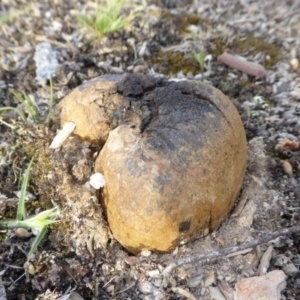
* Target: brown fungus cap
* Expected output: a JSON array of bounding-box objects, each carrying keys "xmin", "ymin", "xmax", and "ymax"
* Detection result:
[{"xmin": 60, "ymin": 74, "xmax": 247, "ymax": 254}]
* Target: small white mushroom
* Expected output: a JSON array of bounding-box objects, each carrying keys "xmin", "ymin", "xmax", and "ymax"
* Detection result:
[{"xmin": 89, "ymin": 173, "xmax": 106, "ymax": 189}]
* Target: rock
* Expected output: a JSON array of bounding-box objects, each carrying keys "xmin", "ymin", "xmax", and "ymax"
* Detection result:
[
  {"xmin": 171, "ymin": 287, "xmax": 198, "ymax": 300},
  {"xmin": 219, "ymin": 281, "xmax": 235, "ymax": 300},
  {"xmin": 58, "ymin": 292, "xmax": 84, "ymax": 300},
  {"xmin": 282, "ymin": 261, "xmax": 299, "ymax": 276},
  {"xmin": 208, "ymin": 286, "xmax": 226, "ymax": 300},
  {"xmin": 147, "ymin": 269, "xmax": 161, "ymax": 278},
  {"xmin": 234, "ymin": 270, "xmax": 287, "ymax": 300},
  {"xmin": 187, "ymin": 274, "xmax": 203, "ymax": 288},
  {"xmin": 290, "ymin": 58, "xmax": 299, "ymax": 72},
  {"xmin": 137, "ymin": 281, "xmax": 155, "ymax": 294},
  {"xmin": 257, "ymin": 245, "xmax": 273, "ymax": 275},
  {"xmin": 60, "ymin": 74, "xmax": 247, "ymax": 253},
  {"xmin": 124, "ymin": 256, "xmax": 140, "ymax": 266},
  {"xmin": 273, "ymin": 254, "xmax": 288, "ymax": 267},
  {"xmin": 204, "ymin": 270, "xmax": 216, "ymax": 287}
]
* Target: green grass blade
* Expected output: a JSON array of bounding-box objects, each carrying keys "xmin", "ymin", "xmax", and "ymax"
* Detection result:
[
  {"xmin": 17, "ymin": 158, "xmax": 34, "ymax": 221},
  {"xmin": 10, "ymin": 89, "xmax": 26, "ymax": 106},
  {"xmin": 0, "ymin": 9, "xmax": 29, "ymax": 27},
  {"xmin": 0, "ymin": 219, "xmax": 21, "ymax": 229},
  {"xmin": 10, "ymin": 88, "xmax": 41, "ymax": 124},
  {"xmin": 0, "ymin": 106, "xmax": 27, "ymax": 122},
  {"xmin": 28, "ymin": 226, "xmax": 48, "ymax": 258},
  {"xmin": 23, "ymin": 93, "xmax": 40, "ymax": 123},
  {"xmin": 0, "ymin": 118, "xmax": 16, "ymax": 129}
]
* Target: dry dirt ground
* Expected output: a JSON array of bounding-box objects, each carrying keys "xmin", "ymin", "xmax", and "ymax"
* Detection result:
[{"xmin": 1, "ymin": 0, "xmax": 300, "ymax": 299}]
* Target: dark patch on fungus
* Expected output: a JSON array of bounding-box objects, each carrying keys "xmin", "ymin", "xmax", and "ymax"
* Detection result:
[{"xmin": 179, "ymin": 220, "xmax": 191, "ymax": 233}]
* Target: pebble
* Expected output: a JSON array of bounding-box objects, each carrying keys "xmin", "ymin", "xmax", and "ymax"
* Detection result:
[
  {"xmin": 171, "ymin": 287, "xmax": 197, "ymax": 300},
  {"xmin": 187, "ymin": 274, "xmax": 203, "ymax": 288},
  {"xmin": 290, "ymin": 58, "xmax": 299, "ymax": 72},
  {"xmin": 282, "ymin": 262, "xmax": 299, "ymax": 276},
  {"xmin": 219, "ymin": 282, "xmax": 235, "ymax": 300},
  {"xmin": 125, "ymin": 256, "xmax": 140, "ymax": 266},
  {"xmin": 235, "ymin": 270, "xmax": 287, "ymax": 300},
  {"xmin": 273, "ymin": 254, "xmax": 288, "ymax": 267},
  {"xmin": 58, "ymin": 292, "xmax": 84, "ymax": 300},
  {"xmin": 34, "ymin": 42, "xmax": 59, "ymax": 85},
  {"xmin": 208, "ymin": 286, "xmax": 226, "ymax": 300},
  {"xmin": 140, "ymin": 250, "xmax": 151, "ymax": 257},
  {"xmin": 15, "ymin": 228, "xmax": 32, "ymax": 238},
  {"xmin": 237, "ymin": 201, "xmax": 257, "ymax": 228},
  {"xmin": 133, "ymin": 65, "xmax": 148, "ymax": 73},
  {"xmin": 147, "ymin": 269, "xmax": 161, "ymax": 278},
  {"xmin": 204, "ymin": 270, "xmax": 216, "ymax": 287},
  {"xmin": 152, "ymin": 278, "xmax": 163, "ymax": 288},
  {"xmin": 290, "ymin": 85, "xmax": 300, "ymax": 99},
  {"xmin": 152, "ymin": 289, "xmax": 165, "ymax": 300},
  {"xmin": 258, "ymin": 245, "xmax": 273, "ymax": 275},
  {"xmin": 137, "ymin": 281, "xmax": 155, "ymax": 294}
]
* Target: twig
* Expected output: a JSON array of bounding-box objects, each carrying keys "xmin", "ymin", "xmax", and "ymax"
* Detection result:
[
  {"xmin": 218, "ymin": 52, "xmax": 267, "ymax": 78},
  {"xmin": 162, "ymin": 226, "xmax": 300, "ymax": 286}
]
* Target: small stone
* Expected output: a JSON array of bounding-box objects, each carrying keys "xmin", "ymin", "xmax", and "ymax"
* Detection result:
[
  {"xmin": 171, "ymin": 287, "xmax": 197, "ymax": 300},
  {"xmin": 27, "ymin": 263, "xmax": 36, "ymax": 275},
  {"xmin": 125, "ymin": 256, "xmax": 140, "ymax": 266},
  {"xmin": 140, "ymin": 250, "xmax": 151, "ymax": 257},
  {"xmin": 147, "ymin": 269, "xmax": 161, "ymax": 278},
  {"xmin": 133, "ymin": 65, "xmax": 148, "ymax": 73},
  {"xmin": 187, "ymin": 274, "xmax": 203, "ymax": 288},
  {"xmin": 258, "ymin": 246, "xmax": 273, "ymax": 275},
  {"xmin": 152, "ymin": 278, "xmax": 163, "ymax": 288},
  {"xmin": 235, "ymin": 270, "xmax": 287, "ymax": 300},
  {"xmin": 208, "ymin": 286, "xmax": 226, "ymax": 300},
  {"xmin": 282, "ymin": 262, "xmax": 299, "ymax": 276},
  {"xmin": 15, "ymin": 228, "xmax": 32, "ymax": 238},
  {"xmin": 204, "ymin": 270, "xmax": 216, "ymax": 287},
  {"xmin": 237, "ymin": 201, "xmax": 257, "ymax": 228},
  {"xmin": 34, "ymin": 42, "xmax": 59, "ymax": 85},
  {"xmin": 290, "ymin": 58, "xmax": 299, "ymax": 72},
  {"xmin": 137, "ymin": 281, "xmax": 154, "ymax": 294},
  {"xmin": 274, "ymin": 254, "xmax": 289, "ymax": 267},
  {"xmin": 152, "ymin": 289, "xmax": 165, "ymax": 300},
  {"xmin": 58, "ymin": 292, "xmax": 85, "ymax": 300},
  {"xmin": 105, "ymin": 285, "xmax": 114, "ymax": 294},
  {"xmin": 177, "ymin": 266, "xmax": 191, "ymax": 280},
  {"xmin": 219, "ymin": 282, "xmax": 235, "ymax": 300}
]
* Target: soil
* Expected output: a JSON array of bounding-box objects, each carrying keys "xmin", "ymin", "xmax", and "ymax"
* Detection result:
[{"xmin": 0, "ymin": 0, "xmax": 300, "ymax": 299}]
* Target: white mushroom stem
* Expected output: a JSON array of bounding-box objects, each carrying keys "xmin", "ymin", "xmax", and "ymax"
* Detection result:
[{"xmin": 50, "ymin": 122, "xmax": 76, "ymax": 149}]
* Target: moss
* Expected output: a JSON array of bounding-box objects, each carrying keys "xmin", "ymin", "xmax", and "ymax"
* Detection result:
[
  {"xmin": 0, "ymin": 124, "xmax": 55, "ymax": 210},
  {"xmin": 212, "ymin": 34, "xmax": 280, "ymax": 68},
  {"xmin": 160, "ymin": 11, "xmax": 210, "ymax": 32},
  {"xmin": 149, "ymin": 51, "xmax": 201, "ymax": 76},
  {"xmin": 234, "ymin": 34, "xmax": 280, "ymax": 68}
]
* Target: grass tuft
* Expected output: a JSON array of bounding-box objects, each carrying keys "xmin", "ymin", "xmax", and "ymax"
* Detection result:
[
  {"xmin": 0, "ymin": 158, "xmax": 60, "ymax": 258},
  {"xmin": 193, "ymin": 50, "xmax": 205, "ymax": 71},
  {"xmin": 77, "ymin": 0, "xmax": 133, "ymax": 40},
  {"xmin": 0, "ymin": 80, "xmax": 54, "ymax": 127},
  {"xmin": 0, "ymin": 8, "xmax": 30, "ymax": 27}
]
